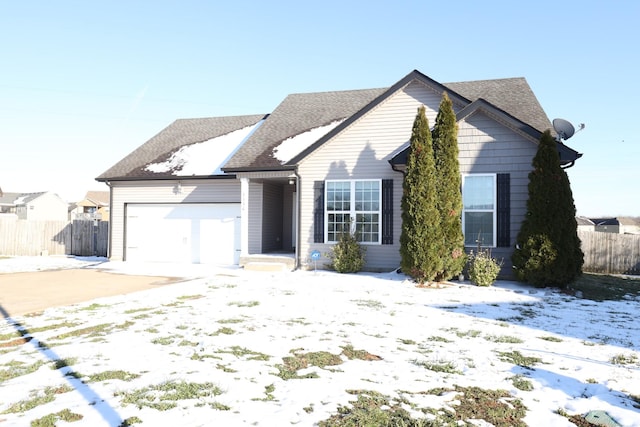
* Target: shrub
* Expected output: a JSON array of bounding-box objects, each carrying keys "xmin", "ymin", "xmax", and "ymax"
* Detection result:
[
  {"xmin": 468, "ymin": 248, "xmax": 502, "ymax": 287},
  {"xmin": 327, "ymin": 227, "xmax": 365, "ymax": 273}
]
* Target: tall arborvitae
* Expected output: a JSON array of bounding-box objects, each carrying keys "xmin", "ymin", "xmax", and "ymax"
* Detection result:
[
  {"xmin": 432, "ymin": 92, "xmax": 466, "ymax": 281},
  {"xmin": 400, "ymin": 106, "xmax": 443, "ymax": 284},
  {"xmin": 512, "ymin": 130, "xmax": 583, "ymax": 287}
]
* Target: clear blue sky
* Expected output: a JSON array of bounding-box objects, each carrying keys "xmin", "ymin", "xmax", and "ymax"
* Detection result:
[{"xmin": 1, "ymin": 1, "xmax": 638, "ymax": 216}]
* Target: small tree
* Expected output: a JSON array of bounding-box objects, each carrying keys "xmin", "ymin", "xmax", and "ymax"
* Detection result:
[
  {"xmin": 512, "ymin": 130, "xmax": 583, "ymax": 287},
  {"xmin": 432, "ymin": 92, "xmax": 466, "ymax": 281},
  {"xmin": 400, "ymin": 106, "xmax": 443, "ymax": 284}
]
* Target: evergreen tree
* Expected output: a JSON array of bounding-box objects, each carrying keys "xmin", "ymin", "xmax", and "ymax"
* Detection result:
[
  {"xmin": 512, "ymin": 130, "xmax": 584, "ymax": 287},
  {"xmin": 432, "ymin": 93, "xmax": 466, "ymax": 281},
  {"xmin": 400, "ymin": 106, "xmax": 443, "ymax": 284}
]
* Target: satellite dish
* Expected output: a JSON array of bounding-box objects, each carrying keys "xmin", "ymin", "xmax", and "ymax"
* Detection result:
[{"xmin": 553, "ymin": 118, "xmax": 575, "ymax": 141}]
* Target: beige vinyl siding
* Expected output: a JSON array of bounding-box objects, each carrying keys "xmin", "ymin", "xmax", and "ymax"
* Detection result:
[
  {"xmin": 19, "ymin": 193, "xmax": 68, "ymax": 221},
  {"xmin": 298, "ymin": 81, "xmax": 540, "ymax": 273},
  {"xmin": 298, "ymin": 81, "xmax": 447, "ymax": 271},
  {"xmin": 458, "ymin": 111, "xmax": 538, "ymax": 272},
  {"xmin": 109, "ymin": 179, "xmax": 240, "ymax": 261},
  {"xmin": 247, "ymin": 181, "xmax": 262, "ymax": 254}
]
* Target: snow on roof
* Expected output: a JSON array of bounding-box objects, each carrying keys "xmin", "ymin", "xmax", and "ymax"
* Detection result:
[
  {"xmin": 272, "ymin": 119, "xmax": 345, "ymax": 164},
  {"xmin": 13, "ymin": 196, "xmax": 28, "ymax": 205},
  {"xmin": 145, "ymin": 121, "xmax": 264, "ymax": 176}
]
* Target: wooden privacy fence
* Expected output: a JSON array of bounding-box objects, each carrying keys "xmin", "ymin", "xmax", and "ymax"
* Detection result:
[
  {"xmin": 579, "ymin": 230, "xmax": 640, "ymax": 275},
  {"xmin": 0, "ymin": 218, "xmax": 108, "ymax": 257}
]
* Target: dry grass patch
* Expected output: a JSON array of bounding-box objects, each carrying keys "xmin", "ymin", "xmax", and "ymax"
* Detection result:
[
  {"xmin": 31, "ymin": 408, "xmax": 83, "ymax": 426},
  {"xmin": 276, "ymin": 346, "xmax": 381, "ymax": 380},
  {"xmin": 319, "ymin": 386, "xmax": 527, "ymax": 427},
  {"xmin": 2, "ymin": 385, "xmax": 73, "ymax": 414},
  {"xmin": 115, "ymin": 381, "xmax": 224, "ymax": 411}
]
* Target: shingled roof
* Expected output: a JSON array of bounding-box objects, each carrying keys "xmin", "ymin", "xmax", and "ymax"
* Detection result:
[
  {"xmin": 224, "ymin": 71, "xmax": 558, "ymax": 171},
  {"xmin": 97, "ymin": 115, "xmax": 267, "ymax": 180},
  {"xmin": 97, "ymin": 70, "xmax": 567, "ymax": 180},
  {"xmin": 222, "ymin": 88, "xmax": 387, "ymax": 171},
  {"xmin": 444, "ymin": 77, "xmax": 552, "ymax": 135}
]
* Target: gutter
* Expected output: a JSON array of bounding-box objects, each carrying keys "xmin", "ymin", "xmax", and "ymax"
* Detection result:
[
  {"xmin": 389, "ymin": 160, "xmax": 406, "ymax": 177},
  {"xmin": 293, "ymin": 169, "xmax": 301, "ymax": 270},
  {"xmin": 104, "ymin": 180, "xmax": 113, "ymax": 259}
]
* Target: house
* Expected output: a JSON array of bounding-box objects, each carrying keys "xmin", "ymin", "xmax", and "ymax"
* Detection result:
[
  {"xmin": 593, "ymin": 217, "xmax": 640, "ymax": 235},
  {"xmin": 96, "ymin": 70, "xmax": 581, "ymax": 274},
  {"xmin": 0, "ymin": 190, "xmax": 19, "ymax": 217},
  {"xmin": 576, "ymin": 216, "xmax": 595, "ymax": 232},
  {"xmin": 70, "ymin": 191, "xmax": 110, "ymax": 221},
  {"xmin": 1, "ymin": 191, "xmax": 69, "ymax": 221}
]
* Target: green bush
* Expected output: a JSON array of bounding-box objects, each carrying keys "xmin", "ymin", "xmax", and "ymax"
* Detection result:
[
  {"xmin": 468, "ymin": 248, "xmax": 502, "ymax": 287},
  {"xmin": 511, "ymin": 130, "xmax": 583, "ymax": 288},
  {"xmin": 327, "ymin": 229, "xmax": 366, "ymax": 273},
  {"xmin": 512, "ymin": 234, "xmax": 557, "ymax": 286}
]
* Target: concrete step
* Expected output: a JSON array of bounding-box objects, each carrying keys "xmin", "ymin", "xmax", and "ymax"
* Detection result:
[
  {"xmin": 240, "ymin": 255, "xmax": 295, "ymax": 272},
  {"xmin": 243, "ymin": 262, "xmax": 289, "ymax": 272}
]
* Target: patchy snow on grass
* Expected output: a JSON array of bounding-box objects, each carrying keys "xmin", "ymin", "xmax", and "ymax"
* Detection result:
[
  {"xmin": 0, "ymin": 256, "xmax": 639, "ymax": 426},
  {"xmin": 272, "ymin": 119, "xmax": 345, "ymax": 164},
  {"xmin": 145, "ymin": 122, "xmax": 262, "ymax": 176},
  {"xmin": 0, "ymin": 255, "xmax": 106, "ymax": 273}
]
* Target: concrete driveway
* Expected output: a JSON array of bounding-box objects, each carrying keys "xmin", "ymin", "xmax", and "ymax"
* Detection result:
[{"xmin": 0, "ymin": 269, "xmax": 180, "ymax": 317}]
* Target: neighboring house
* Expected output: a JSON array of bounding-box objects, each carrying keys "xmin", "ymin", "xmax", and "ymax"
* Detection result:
[
  {"xmin": 593, "ymin": 217, "xmax": 640, "ymax": 235},
  {"xmin": 96, "ymin": 70, "xmax": 582, "ymax": 274},
  {"xmin": 70, "ymin": 191, "xmax": 110, "ymax": 221},
  {"xmin": 6, "ymin": 192, "xmax": 69, "ymax": 221},
  {"xmin": 576, "ymin": 216, "xmax": 595, "ymax": 232},
  {"xmin": 0, "ymin": 191, "xmax": 19, "ymax": 216}
]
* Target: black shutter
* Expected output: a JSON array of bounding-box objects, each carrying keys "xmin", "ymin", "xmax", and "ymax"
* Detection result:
[
  {"xmin": 496, "ymin": 173, "xmax": 510, "ymax": 247},
  {"xmin": 382, "ymin": 179, "xmax": 393, "ymax": 244},
  {"xmin": 313, "ymin": 181, "xmax": 324, "ymax": 243}
]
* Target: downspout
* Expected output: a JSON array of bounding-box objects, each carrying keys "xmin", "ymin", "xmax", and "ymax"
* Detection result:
[
  {"xmin": 105, "ymin": 180, "xmax": 113, "ymax": 259},
  {"xmin": 294, "ymin": 169, "xmax": 301, "ymax": 270}
]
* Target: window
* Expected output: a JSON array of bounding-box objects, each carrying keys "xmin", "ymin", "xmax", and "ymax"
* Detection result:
[
  {"xmin": 462, "ymin": 174, "xmax": 496, "ymax": 247},
  {"xmin": 326, "ymin": 180, "xmax": 381, "ymax": 244}
]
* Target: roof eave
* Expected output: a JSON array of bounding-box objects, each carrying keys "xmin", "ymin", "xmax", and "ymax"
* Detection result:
[
  {"xmin": 221, "ymin": 165, "xmax": 297, "ymax": 173},
  {"xmin": 389, "ymin": 98, "xmax": 583, "ymax": 168},
  {"xmin": 96, "ymin": 174, "xmax": 237, "ymax": 183}
]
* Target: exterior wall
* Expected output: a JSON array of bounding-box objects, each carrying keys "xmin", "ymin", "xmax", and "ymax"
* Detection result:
[
  {"xmin": 577, "ymin": 224, "xmax": 595, "ymax": 233},
  {"xmin": 621, "ymin": 224, "xmax": 640, "ymax": 235},
  {"xmin": 71, "ymin": 198, "xmax": 110, "ymax": 221},
  {"xmin": 247, "ymin": 181, "xmax": 263, "ymax": 254},
  {"xmin": 457, "ymin": 111, "xmax": 538, "ymax": 275},
  {"xmin": 109, "ymin": 179, "xmax": 240, "ymax": 261},
  {"xmin": 298, "ymin": 80, "xmax": 539, "ymax": 275},
  {"xmin": 298, "ymin": 81, "xmax": 446, "ymax": 271},
  {"xmin": 595, "ymin": 224, "xmax": 620, "ymax": 234},
  {"xmin": 19, "ymin": 192, "xmax": 68, "ymax": 221}
]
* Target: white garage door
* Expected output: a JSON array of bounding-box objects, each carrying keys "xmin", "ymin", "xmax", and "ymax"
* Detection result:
[{"xmin": 125, "ymin": 203, "xmax": 241, "ymax": 265}]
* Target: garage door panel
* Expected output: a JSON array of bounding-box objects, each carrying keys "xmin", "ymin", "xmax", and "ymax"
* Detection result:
[{"xmin": 125, "ymin": 203, "xmax": 240, "ymax": 264}]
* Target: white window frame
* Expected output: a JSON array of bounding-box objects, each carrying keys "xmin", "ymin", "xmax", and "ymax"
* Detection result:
[
  {"xmin": 325, "ymin": 179, "xmax": 382, "ymax": 245},
  {"xmin": 462, "ymin": 174, "xmax": 497, "ymax": 248}
]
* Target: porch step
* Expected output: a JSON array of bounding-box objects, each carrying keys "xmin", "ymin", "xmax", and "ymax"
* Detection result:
[
  {"xmin": 243, "ymin": 262, "xmax": 289, "ymax": 272},
  {"xmin": 240, "ymin": 255, "xmax": 295, "ymax": 272}
]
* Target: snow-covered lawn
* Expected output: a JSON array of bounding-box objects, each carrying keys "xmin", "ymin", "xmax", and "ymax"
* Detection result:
[{"xmin": 1, "ymin": 256, "xmax": 639, "ymax": 426}]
